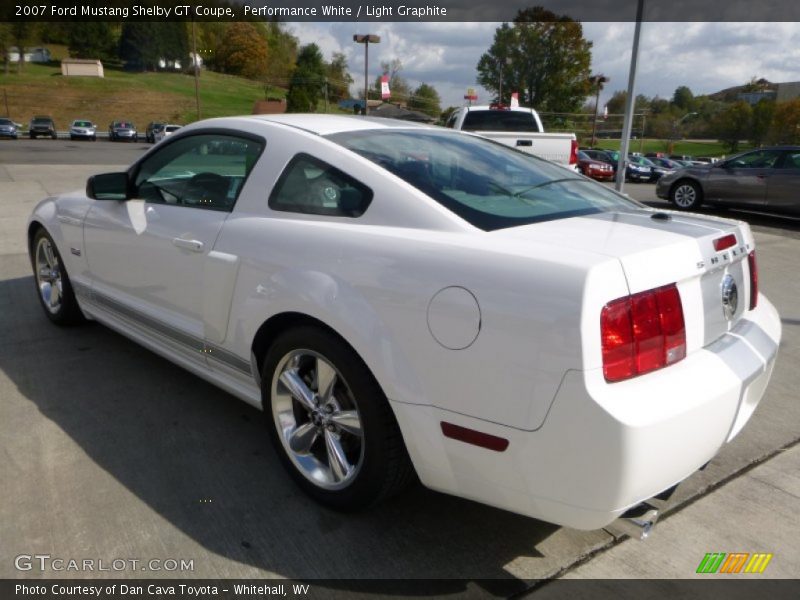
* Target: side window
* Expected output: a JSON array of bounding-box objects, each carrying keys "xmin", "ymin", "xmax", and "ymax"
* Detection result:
[
  {"xmin": 778, "ymin": 152, "xmax": 800, "ymax": 169},
  {"xmin": 445, "ymin": 111, "xmax": 458, "ymax": 129},
  {"xmin": 134, "ymin": 134, "xmax": 264, "ymax": 212},
  {"xmin": 728, "ymin": 150, "xmax": 782, "ymax": 169},
  {"xmin": 269, "ymin": 153, "xmax": 373, "ymax": 218}
]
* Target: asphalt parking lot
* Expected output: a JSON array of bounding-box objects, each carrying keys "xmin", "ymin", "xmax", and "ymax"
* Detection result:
[{"xmin": 1, "ymin": 141, "xmax": 798, "ymax": 593}]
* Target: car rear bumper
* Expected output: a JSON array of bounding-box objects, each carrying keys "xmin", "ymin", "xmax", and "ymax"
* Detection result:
[{"xmin": 391, "ymin": 295, "xmax": 781, "ymax": 530}]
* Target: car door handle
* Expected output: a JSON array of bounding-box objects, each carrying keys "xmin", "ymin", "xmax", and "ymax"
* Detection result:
[
  {"xmin": 516, "ymin": 140, "xmax": 533, "ymax": 147},
  {"xmin": 172, "ymin": 237, "xmax": 204, "ymax": 252}
]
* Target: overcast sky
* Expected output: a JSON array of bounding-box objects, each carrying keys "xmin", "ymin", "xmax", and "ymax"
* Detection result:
[{"xmin": 288, "ymin": 22, "xmax": 800, "ymax": 110}]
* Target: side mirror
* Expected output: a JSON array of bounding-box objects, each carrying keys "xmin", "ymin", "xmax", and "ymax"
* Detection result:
[{"xmin": 87, "ymin": 172, "xmax": 130, "ymax": 200}]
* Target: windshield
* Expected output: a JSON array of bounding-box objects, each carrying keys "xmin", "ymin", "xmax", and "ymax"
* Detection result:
[
  {"xmin": 328, "ymin": 129, "xmax": 640, "ymax": 231},
  {"xmin": 0, "ymin": 119, "xmax": 12, "ymax": 125},
  {"xmin": 165, "ymin": 126, "xmax": 180, "ymax": 132},
  {"xmin": 33, "ymin": 118, "xmax": 51, "ymax": 124},
  {"xmin": 73, "ymin": 121, "xmax": 92, "ymax": 127}
]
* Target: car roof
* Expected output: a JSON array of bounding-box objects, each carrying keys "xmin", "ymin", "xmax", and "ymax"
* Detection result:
[{"xmin": 222, "ymin": 114, "xmax": 434, "ymax": 136}]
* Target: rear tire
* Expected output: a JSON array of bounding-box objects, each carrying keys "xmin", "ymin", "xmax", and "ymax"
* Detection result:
[
  {"xmin": 31, "ymin": 228, "xmax": 85, "ymax": 325},
  {"xmin": 670, "ymin": 180, "xmax": 703, "ymax": 210},
  {"xmin": 262, "ymin": 326, "xmax": 414, "ymax": 511}
]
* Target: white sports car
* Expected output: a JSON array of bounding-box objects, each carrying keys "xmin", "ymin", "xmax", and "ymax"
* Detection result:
[{"xmin": 28, "ymin": 115, "xmax": 780, "ymax": 531}]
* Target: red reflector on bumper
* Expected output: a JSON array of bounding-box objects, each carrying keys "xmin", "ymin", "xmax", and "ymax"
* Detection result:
[
  {"xmin": 441, "ymin": 422, "xmax": 509, "ymax": 452},
  {"xmin": 713, "ymin": 234, "xmax": 737, "ymax": 251}
]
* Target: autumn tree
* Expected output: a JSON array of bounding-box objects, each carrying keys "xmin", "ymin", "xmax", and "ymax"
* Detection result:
[
  {"xmin": 713, "ymin": 101, "xmax": 752, "ymax": 152},
  {"xmin": 476, "ymin": 7, "xmax": 592, "ymax": 112},
  {"xmin": 286, "ymin": 43, "xmax": 325, "ymax": 112},
  {"xmin": 768, "ymin": 99, "xmax": 800, "ymax": 145},
  {"xmin": 408, "ymin": 83, "xmax": 442, "ymax": 118},
  {"xmin": 215, "ymin": 22, "xmax": 268, "ymax": 79}
]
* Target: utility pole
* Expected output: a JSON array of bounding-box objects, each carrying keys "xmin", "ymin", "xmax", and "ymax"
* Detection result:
[
  {"xmin": 191, "ymin": 19, "xmax": 201, "ymax": 120},
  {"xmin": 588, "ymin": 74, "xmax": 609, "ymax": 147}
]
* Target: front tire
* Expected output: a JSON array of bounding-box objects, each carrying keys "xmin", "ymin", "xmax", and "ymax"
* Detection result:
[
  {"xmin": 670, "ymin": 179, "xmax": 702, "ymax": 210},
  {"xmin": 263, "ymin": 326, "xmax": 414, "ymax": 510},
  {"xmin": 31, "ymin": 229, "xmax": 84, "ymax": 325}
]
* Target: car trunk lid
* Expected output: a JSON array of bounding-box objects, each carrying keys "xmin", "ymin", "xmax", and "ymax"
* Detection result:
[{"xmin": 494, "ymin": 209, "xmax": 755, "ymax": 350}]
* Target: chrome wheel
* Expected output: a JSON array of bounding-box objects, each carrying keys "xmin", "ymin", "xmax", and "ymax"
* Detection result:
[
  {"xmin": 35, "ymin": 236, "xmax": 63, "ymax": 314},
  {"xmin": 271, "ymin": 349, "xmax": 364, "ymax": 490},
  {"xmin": 673, "ymin": 183, "xmax": 698, "ymax": 208}
]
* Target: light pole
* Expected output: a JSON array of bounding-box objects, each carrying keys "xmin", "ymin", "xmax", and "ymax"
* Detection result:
[
  {"xmin": 588, "ymin": 74, "xmax": 608, "ymax": 147},
  {"xmin": 353, "ymin": 34, "xmax": 380, "ymax": 115}
]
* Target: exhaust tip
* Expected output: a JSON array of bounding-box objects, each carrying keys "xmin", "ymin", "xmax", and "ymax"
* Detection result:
[{"xmin": 614, "ymin": 503, "xmax": 659, "ymax": 541}]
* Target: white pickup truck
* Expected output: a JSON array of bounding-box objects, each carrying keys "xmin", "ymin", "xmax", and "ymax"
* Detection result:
[{"xmin": 445, "ymin": 105, "xmax": 578, "ymax": 170}]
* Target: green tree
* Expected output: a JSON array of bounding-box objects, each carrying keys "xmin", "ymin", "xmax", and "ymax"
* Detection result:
[
  {"xmin": 286, "ymin": 43, "xmax": 326, "ymax": 112},
  {"xmin": 768, "ymin": 99, "xmax": 800, "ymax": 145},
  {"xmin": 325, "ymin": 52, "xmax": 353, "ymax": 104},
  {"xmin": 215, "ymin": 22, "xmax": 268, "ymax": 79},
  {"xmin": 750, "ymin": 99, "xmax": 774, "ymax": 146},
  {"xmin": 408, "ymin": 83, "xmax": 442, "ymax": 118},
  {"xmin": 68, "ymin": 22, "xmax": 115, "ymax": 61},
  {"xmin": 120, "ymin": 22, "xmax": 187, "ymax": 71},
  {"xmin": 11, "ymin": 22, "xmax": 35, "ymax": 73},
  {"xmin": 713, "ymin": 101, "xmax": 752, "ymax": 152},
  {"xmin": 0, "ymin": 23, "xmax": 12, "ymax": 75},
  {"xmin": 476, "ymin": 7, "xmax": 592, "ymax": 112},
  {"xmin": 672, "ymin": 86, "xmax": 694, "ymax": 110}
]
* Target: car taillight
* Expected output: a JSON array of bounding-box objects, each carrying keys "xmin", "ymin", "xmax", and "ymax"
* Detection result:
[
  {"xmin": 748, "ymin": 250, "xmax": 758, "ymax": 310},
  {"xmin": 601, "ymin": 283, "xmax": 686, "ymax": 382},
  {"xmin": 569, "ymin": 139, "xmax": 578, "ymax": 165},
  {"xmin": 713, "ymin": 234, "xmax": 737, "ymax": 251}
]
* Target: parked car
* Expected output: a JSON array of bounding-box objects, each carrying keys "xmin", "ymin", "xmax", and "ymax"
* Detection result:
[
  {"xmin": 108, "ymin": 121, "xmax": 138, "ymax": 142},
  {"xmin": 0, "ymin": 118, "xmax": 19, "ymax": 139},
  {"xmin": 153, "ymin": 124, "xmax": 182, "ymax": 144},
  {"xmin": 577, "ymin": 150, "xmax": 614, "ymax": 181},
  {"xmin": 69, "ymin": 119, "xmax": 97, "ymax": 141},
  {"xmin": 628, "ymin": 155, "xmax": 672, "ymax": 181},
  {"xmin": 582, "ymin": 149, "xmax": 618, "ymax": 172},
  {"xmin": 27, "ymin": 115, "xmax": 780, "ymax": 532},
  {"xmin": 29, "ymin": 116, "xmax": 57, "ymax": 139},
  {"xmin": 650, "ymin": 157, "xmax": 686, "ymax": 171},
  {"xmin": 657, "ymin": 146, "xmax": 800, "ymax": 213},
  {"xmin": 446, "ymin": 104, "xmax": 578, "ymax": 170},
  {"xmin": 145, "ymin": 121, "xmax": 164, "ymax": 143}
]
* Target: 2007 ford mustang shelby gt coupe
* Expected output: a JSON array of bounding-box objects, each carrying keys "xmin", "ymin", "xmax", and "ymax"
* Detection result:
[{"xmin": 28, "ymin": 115, "xmax": 780, "ymax": 530}]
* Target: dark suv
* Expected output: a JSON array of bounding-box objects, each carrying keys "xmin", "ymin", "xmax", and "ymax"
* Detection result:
[{"xmin": 29, "ymin": 116, "xmax": 57, "ymax": 139}]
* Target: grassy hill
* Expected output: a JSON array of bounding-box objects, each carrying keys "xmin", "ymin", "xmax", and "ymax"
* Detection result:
[{"xmin": 0, "ymin": 47, "xmax": 286, "ymax": 129}]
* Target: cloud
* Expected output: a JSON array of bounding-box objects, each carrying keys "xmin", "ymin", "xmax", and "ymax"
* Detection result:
[{"xmin": 286, "ymin": 22, "xmax": 800, "ymax": 109}]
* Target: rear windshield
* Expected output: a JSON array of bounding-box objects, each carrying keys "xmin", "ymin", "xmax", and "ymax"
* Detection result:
[
  {"xmin": 328, "ymin": 129, "xmax": 639, "ymax": 231},
  {"xmin": 462, "ymin": 110, "xmax": 541, "ymax": 133}
]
